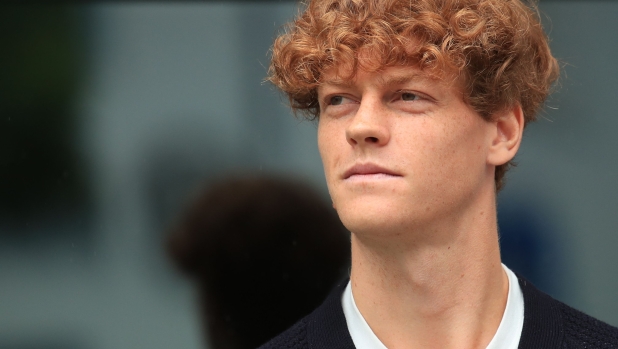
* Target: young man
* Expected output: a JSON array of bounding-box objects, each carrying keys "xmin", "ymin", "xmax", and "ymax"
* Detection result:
[{"xmin": 261, "ymin": 0, "xmax": 618, "ymax": 348}]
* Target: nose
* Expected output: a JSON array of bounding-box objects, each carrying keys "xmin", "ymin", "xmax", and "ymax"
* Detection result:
[{"xmin": 345, "ymin": 97, "xmax": 390, "ymax": 147}]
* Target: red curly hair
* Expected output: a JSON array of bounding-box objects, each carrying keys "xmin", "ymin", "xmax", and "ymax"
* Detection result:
[{"xmin": 268, "ymin": 0, "xmax": 559, "ymax": 190}]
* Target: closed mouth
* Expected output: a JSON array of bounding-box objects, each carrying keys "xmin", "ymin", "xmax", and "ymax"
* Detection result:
[{"xmin": 343, "ymin": 163, "xmax": 401, "ymax": 180}]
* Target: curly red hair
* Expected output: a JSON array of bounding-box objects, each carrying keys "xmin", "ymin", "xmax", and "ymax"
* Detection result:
[{"xmin": 268, "ymin": 0, "xmax": 559, "ymax": 190}]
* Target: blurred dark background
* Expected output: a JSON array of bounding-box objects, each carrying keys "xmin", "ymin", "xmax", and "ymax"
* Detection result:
[{"xmin": 1, "ymin": 1, "xmax": 617, "ymax": 348}]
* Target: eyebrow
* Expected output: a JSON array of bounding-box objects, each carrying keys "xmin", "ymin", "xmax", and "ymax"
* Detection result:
[
  {"xmin": 321, "ymin": 72, "xmax": 429, "ymax": 89},
  {"xmin": 320, "ymin": 78, "xmax": 353, "ymax": 88},
  {"xmin": 375, "ymin": 72, "xmax": 428, "ymax": 89}
]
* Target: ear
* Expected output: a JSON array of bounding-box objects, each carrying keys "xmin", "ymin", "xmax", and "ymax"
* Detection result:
[{"xmin": 486, "ymin": 104, "xmax": 524, "ymax": 166}]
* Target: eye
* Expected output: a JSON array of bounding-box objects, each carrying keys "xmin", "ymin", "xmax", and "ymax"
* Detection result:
[
  {"xmin": 401, "ymin": 92, "xmax": 419, "ymax": 101},
  {"xmin": 329, "ymin": 96, "xmax": 345, "ymax": 105},
  {"xmin": 320, "ymin": 94, "xmax": 358, "ymax": 117},
  {"xmin": 325, "ymin": 95, "xmax": 357, "ymax": 107},
  {"xmin": 392, "ymin": 90, "xmax": 435, "ymax": 114}
]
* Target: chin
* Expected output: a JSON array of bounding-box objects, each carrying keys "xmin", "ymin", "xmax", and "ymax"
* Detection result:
[{"xmin": 335, "ymin": 201, "xmax": 411, "ymax": 239}]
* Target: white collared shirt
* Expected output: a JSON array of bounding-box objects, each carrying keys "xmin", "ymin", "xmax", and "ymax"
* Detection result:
[{"xmin": 341, "ymin": 264, "xmax": 524, "ymax": 349}]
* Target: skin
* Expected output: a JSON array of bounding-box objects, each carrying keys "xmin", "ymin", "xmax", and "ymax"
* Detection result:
[{"xmin": 317, "ymin": 65, "xmax": 524, "ymax": 348}]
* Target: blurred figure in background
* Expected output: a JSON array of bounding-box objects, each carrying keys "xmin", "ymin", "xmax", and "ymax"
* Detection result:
[{"xmin": 167, "ymin": 175, "xmax": 350, "ymax": 349}]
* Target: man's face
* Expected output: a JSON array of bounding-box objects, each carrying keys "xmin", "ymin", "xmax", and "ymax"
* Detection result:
[{"xmin": 317, "ymin": 65, "xmax": 496, "ymax": 238}]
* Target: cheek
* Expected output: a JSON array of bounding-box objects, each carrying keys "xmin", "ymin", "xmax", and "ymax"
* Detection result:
[
  {"xmin": 317, "ymin": 122, "xmax": 339, "ymax": 175},
  {"xmin": 317, "ymin": 122, "xmax": 328, "ymax": 158},
  {"xmin": 395, "ymin": 120, "xmax": 441, "ymax": 170},
  {"xmin": 430, "ymin": 114, "xmax": 490, "ymax": 182},
  {"xmin": 399, "ymin": 115, "xmax": 485, "ymax": 182}
]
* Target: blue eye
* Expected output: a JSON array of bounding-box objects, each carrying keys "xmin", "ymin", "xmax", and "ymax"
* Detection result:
[
  {"xmin": 330, "ymin": 96, "xmax": 344, "ymax": 105},
  {"xmin": 401, "ymin": 92, "xmax": 418, "ymax": 101}
]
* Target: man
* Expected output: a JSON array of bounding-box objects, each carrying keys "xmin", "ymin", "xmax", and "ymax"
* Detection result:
[{"xmin": 261, "ymin": 0, "xmax": 618, "ymax": 348}]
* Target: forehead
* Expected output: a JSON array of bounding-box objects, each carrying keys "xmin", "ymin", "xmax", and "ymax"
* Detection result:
[{"xmin": 319, "ymin": 64, "xmax": 456, "ymax": 92}]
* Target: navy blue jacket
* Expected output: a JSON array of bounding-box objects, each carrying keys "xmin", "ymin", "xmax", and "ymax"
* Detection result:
[{"xmin": 258, "ymin": 276, "xmax": 618, "ymax": 348}]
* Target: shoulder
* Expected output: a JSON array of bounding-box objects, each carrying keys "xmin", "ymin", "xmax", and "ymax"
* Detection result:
[
  {"xmin": 257, "ymin": 317, "xmax": 310, "ymax": 349},
  {"xmin": 257, "ymin": 280, "xmax": 355, "ymax": 349},
  {"xmin": 517, "ymin": 275, "xmax": 618, "ymax": 348},
  {"xmin": 558, "ymin": 300, "xmax": 618, "ymax": 348}
]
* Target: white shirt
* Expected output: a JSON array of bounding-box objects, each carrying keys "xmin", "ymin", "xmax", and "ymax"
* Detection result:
[{"xmin": 341, "ymin": 264, "xmax": 524, "ymax": 349}]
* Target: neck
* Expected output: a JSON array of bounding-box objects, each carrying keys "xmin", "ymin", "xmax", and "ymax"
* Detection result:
[{"xmin": 349, "ymin": 187, "xmax": 507, "ymax": 349}]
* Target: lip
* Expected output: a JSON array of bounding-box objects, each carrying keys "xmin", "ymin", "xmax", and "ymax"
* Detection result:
[{"xmin": 343, "ymin": 163, "xmax": 402, "ymax": 180}]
